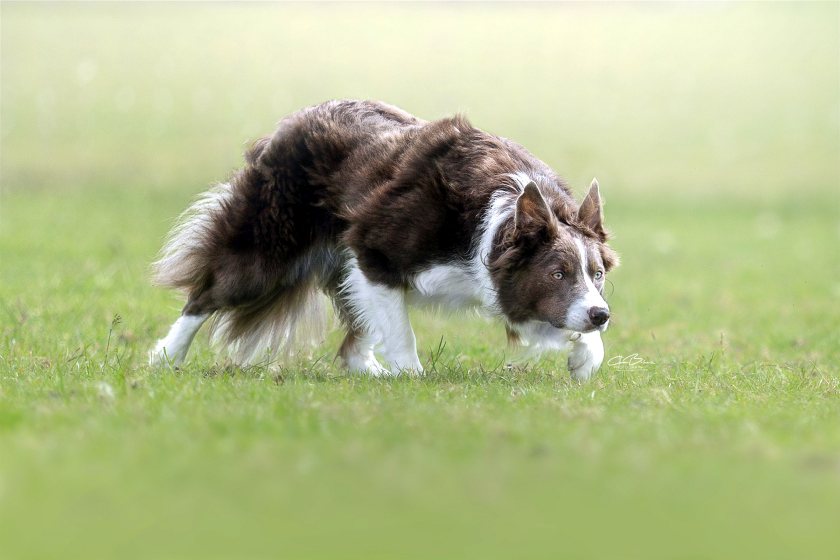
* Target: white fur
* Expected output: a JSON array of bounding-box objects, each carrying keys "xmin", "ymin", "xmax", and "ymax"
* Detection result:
[
  {"xmin": 510, "ymin": 320, "xmax": 575, "ymax": 352},
  {"xmin": 484, "ymin": 175, "xmax": 609, "ymax": 380},
  {"xmin": 340, "ymin": 254, "xmax": 423, "ymax": 374},
  {"xmin": 335, "ymin": 177, "xmax": 525, "ymax": 374},
  {"xmin": 408, "ymin": 175, "xmax": 526, "ymax": 313},
  {"xmin": 336, "ymin": 183, "xmax": 519, "ymax": 375},
  {"xmin": 472, "ymin": 187, "xmax": 518, "ymax": 312},
  {"xmin": 205, "ymin": 246, "xmax": 337, "ymax": 366},
  {"xmin": 149, "ymin": 313, "xmax": 209, "ymax": 366},
  {"xmin": 567, "ymin": 330, "xmax": 604, "ymax": 381},
  {"xmin": 152, "ymin": 182, "xmax": 233, "ymax": 289},
  {"xmin": 506, "ymin": 321, "xmax": 604, "ymax": 381},
  {"xmin": 339, "ymin": 332, "xmax": 391, "ymax": 377},
  {"xmin": 409, "ymin": 264, "xmax": 482, "ymax": 309},
  {"xmin": 565, "ymin": 238, "xmax": 609, "ymax": 332},
  {"xmin": 505, "ymin": 320, "xmax": 604, "ymax": 381},
  {"xmin": 149, "ymin": 172, "xmax": 610, "ymax": 380},
  {"xmin": 506, "ymin": 171, "xmax": 534, "ymax": 194},
  {"xmin": 208, "ymin": 286, "xmax": 327, "ymax": 366}
]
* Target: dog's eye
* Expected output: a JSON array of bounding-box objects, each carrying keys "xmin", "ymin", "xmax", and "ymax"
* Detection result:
[
  {"xmin": 594, "ymin": 270, "xmax": 603, "ymax": 280},
  {"xmin": 552, "ymin": 271, "xmax": 564, "ymax": 280}
]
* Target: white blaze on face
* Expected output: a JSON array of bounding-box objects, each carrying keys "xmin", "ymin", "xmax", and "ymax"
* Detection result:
[{"xmin": 564, "ymin": 238, "xmax": 609, "ymax": 332}]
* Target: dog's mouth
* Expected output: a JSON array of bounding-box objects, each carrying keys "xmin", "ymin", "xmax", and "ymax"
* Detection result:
[{"xmin": 548, "ymin": 320, "xmax": 606, "ymax": 334}]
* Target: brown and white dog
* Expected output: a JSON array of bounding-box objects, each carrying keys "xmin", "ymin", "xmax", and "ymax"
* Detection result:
[{"xmin": 149, "ymin": 100, "xmax": 619, "ymax": 380}]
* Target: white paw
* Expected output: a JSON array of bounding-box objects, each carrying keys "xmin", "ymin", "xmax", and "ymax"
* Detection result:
[
  {"xmin": 363, "ymin": 360, "xmax": 396, "ymax": 378},
  {"xmin": 148, "ymin": 341, "xmax": 182, "ymax": 368},
  {"xmin": 343, "ymin": 350, "xmax": 394, "ymax": 377},
  {"xmin": 385, "ymin": 363, "xmax": 425, "ymax": 377},
  {"xmin": 148, "ymin": 314, "xmax": 207, "ymax": 368},
  {"xmin": 382, "ymin": 353, "xmax": 424, "ymax": 377},
  {"xmin": 567, "ymin": 332, "xmax": 604, "ymax": 381},
  {"xmin": 148, "ymin": 342, "xmax": 169, "ymax": 367}
]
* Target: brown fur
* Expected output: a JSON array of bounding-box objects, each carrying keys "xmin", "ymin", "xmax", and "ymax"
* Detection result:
[{"xmin": 152, "ymin": 100, "xmax": 618, "ymax": 360}]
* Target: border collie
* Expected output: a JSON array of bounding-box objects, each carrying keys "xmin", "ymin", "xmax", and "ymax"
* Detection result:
[{"xmin": 149, "ymin": 100, "xmax": 619, "ymax": 380}]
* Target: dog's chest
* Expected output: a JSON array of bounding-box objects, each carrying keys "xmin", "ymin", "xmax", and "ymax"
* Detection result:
[{"xmin": 408, "ymin": 264, "xmax": 483, "ymax": 309}]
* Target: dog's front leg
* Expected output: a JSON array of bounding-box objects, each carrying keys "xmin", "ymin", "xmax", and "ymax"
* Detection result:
[
  {"xmin": 343, "ymin": 263, "xmax": 423, "ymax": 375},
  {"xmin": 567, "ymin": 331, "xmax": 604, "ymax": 381},
  {"xmin": 377, "ymin": 299, "xmax": 423, "ymax": 375}
]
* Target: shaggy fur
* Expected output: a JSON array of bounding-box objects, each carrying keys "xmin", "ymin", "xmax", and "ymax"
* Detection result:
[{"xmin": 149, "ymin": 100, "xmax": 619, "ymax": 378}]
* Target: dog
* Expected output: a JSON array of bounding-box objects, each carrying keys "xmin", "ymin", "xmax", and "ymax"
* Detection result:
[{"xmin": 149, "ymin": 100, "xmax": 619, "ymax": 380}]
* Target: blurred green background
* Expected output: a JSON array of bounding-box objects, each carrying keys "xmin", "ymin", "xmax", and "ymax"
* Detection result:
[
  {"xmin": 1, "ymin": 2, "xmax": 838, "ymax": 559},
  {"xmin": 3, "ymin": 2, "xmax": 838, "ymax": 199}
]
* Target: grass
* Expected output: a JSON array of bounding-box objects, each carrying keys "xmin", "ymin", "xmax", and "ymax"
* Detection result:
[{"xmin": 1, "ymin": 2, "xmax": 839, "ymax": 559}]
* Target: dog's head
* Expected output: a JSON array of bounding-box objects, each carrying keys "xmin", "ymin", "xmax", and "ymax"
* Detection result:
[{"xmin": 490, "ymin": 178, "xmax": 619, "ymax": 334}]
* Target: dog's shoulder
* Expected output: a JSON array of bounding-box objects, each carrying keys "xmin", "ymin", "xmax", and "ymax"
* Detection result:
[{"xmin": 343, "ymin": 116, "xmax": 509, "ymax": 286}]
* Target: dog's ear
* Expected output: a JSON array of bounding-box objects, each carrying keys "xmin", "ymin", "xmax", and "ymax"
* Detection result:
[
  {"xmin": 600, "ymin": 244, "xmax": 620, "ymax": 272},
  {"xmin": 515, "ymin": 182, "xmax": 552, "ymax": 233},
  {"xmin": 578, "ymin": 178, "xmax": 606, "ymax": 238}
]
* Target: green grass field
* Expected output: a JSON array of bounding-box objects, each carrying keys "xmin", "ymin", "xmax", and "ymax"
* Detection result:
[{"xmin": 1, "ymin": 3, "xmax": 839, "ymax": 559}]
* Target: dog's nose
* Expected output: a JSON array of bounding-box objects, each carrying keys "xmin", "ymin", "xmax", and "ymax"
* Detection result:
[{"xmin": 588, "ymin": 306, "xmax": 610, "ymax": 326}]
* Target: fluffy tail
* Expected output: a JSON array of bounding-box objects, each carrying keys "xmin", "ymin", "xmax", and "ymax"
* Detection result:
[
  {"xmin": 151, "ymin": 182, "xmax": 234, "ymax": 292},
  {"xmin": 151, "ymin": 179, "xmax": 330, "ymax": 366},
  {"xmin": 207, "ymin": 282, "xmax": 327, "ymax": 366}
]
